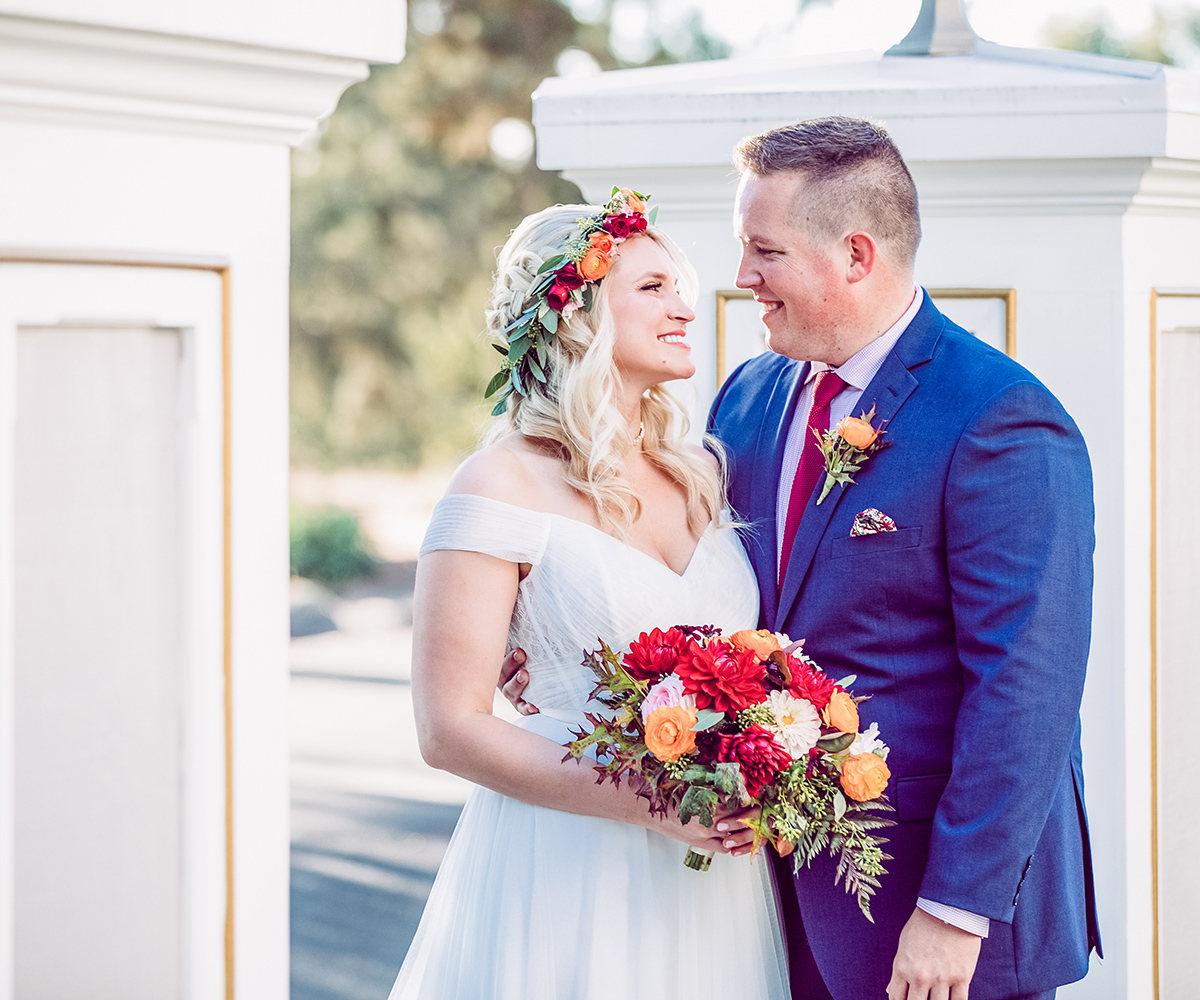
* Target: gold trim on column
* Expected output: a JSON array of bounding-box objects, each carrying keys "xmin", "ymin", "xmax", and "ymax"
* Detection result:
[
  {"xmin": 714, "ymin": 286, "xmax": 1016, "ymax": 389},
  {"xmin": 714, "ymin": 288, "xmax": 754, "ymax": 389},
  {"xmin": 0, "ymin": 249, "xmax": 235, "ymax": 1000},
  {"xmin": 1148, "ymin": 286, "xmax": 1200, "ymax": 1000},
  {"xmin": 927, "ymin": 287, "xmax": 1017, "ymax": 359}
]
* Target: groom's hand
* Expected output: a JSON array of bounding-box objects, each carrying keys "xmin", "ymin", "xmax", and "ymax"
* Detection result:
[
  {"xmin": 887, "ymin": 906, "xmax": 981, "ymax": 1000},
  {"xmin": 498, "ymin": 647, "xmax": 539, "ymax": 715}
]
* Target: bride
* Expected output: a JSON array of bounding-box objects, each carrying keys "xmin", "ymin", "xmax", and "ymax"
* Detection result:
[{"xmin": 388, "ymin": 192, "xmax": 789, "ymax": 999}]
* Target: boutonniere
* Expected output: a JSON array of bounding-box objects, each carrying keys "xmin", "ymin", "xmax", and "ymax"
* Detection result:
[{"xmin": 814, "ymin": 405, "xmax": 890, "ymax": 505}]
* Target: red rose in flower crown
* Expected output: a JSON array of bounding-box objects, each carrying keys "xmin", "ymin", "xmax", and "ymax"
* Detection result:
[
  {"xmin": 623, "ymin": 626, "xmax": 693, "ymax": 681},
  {"xmin": 787, "ymin": 657, "xmax": 837, "ymax": 711},
  {"xmin": 603, "ymin": 213, "xmax": 648, "ymax": 238},
  {"xmin": 546, "ymin": 283, "xmax": 573, "ymax": 312},
  {"xmin": 717, "ymin": 726, "xmax": 793, "ymax": 798},
  {"xmin": 554, "ymin": 262, "xmax": 584, "ymax": 290},
  {"xmin": 676, "ymin": 639, "xmax": 766, "ymax": 713}
]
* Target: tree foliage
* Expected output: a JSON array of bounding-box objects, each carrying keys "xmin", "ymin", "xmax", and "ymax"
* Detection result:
[
  {"xmin": 1046, "ymin": 7, "xmax": 1200, "ymax": 66},
  {"xmin": 290, "ymin": 0, "xmax": 730, "ymax": 468}
]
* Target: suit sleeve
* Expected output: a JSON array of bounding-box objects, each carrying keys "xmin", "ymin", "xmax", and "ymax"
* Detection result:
[{"xmin": 918, "ymin": 379, "xmax": 1095, "ymax": 922}]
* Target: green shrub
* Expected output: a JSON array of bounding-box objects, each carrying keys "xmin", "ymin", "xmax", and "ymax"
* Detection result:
[{"xmin": 290, "ymin": 505, "xmax": 378, "ymax": 585}]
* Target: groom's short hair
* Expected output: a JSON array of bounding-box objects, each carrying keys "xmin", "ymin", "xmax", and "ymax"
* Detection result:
[{"xmin": 734, "ymin": 116, "xmax": 921, "ymax": 268}]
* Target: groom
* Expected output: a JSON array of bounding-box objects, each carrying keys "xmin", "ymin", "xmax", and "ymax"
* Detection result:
[{"xmin": 706, "ymin": 117, "xmax": 1100, "ymax": 1000}]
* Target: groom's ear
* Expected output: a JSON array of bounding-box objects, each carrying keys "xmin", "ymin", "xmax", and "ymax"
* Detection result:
[{"xmin": 844, "ymin": 230, "xmax": 878, "ymax": 284}]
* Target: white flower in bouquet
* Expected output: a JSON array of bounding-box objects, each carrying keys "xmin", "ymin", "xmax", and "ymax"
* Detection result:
[
  {"xmin": 764, "ymin": 689, "xmax": 821, "ymax": 758},
  {"xmin": 849, "ymin": 722, "xmax": 890, "ymax": 760}
]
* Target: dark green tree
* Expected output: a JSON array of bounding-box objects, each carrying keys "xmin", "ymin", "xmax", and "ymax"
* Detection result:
[{"xmin": 290, "ymin": 0, "xmax": 732, "ymax": 468}]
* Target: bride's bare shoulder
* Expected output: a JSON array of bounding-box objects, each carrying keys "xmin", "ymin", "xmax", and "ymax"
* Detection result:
[{"xmin": 445, "ymin": 434, "xmax": 570, "ymax": 512}]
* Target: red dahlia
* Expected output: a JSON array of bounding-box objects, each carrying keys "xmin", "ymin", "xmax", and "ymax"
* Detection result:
[
  {"xmin": 676, "ymin": 639, "xmax": 766, "ymax": 714},
  {"xmin": 718, "ymin": 726, "xmax": 793, "ymax": 798},
  {"xmin": 788, "ymin": 658, "xmax": 836, "ymax": 711},
  {"xmin": 623, "ymin": 627, "xmax": 693, "ymax": 681}
]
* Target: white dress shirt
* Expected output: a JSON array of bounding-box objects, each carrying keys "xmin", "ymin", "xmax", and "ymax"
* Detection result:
[{"xmin": 774, "ymin": 285, "xmax": 989, "ymax": 940}]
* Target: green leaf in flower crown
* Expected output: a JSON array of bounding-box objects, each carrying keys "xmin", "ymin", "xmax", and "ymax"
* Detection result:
[
  {"xmin": 611, "ymin": 185, "xmax": 619, "ymax": 197},
  {"xmin": 542, "ymin": 309, "xmax": 558, "ymax": 335},
  {"xmin": 536, "ymin": 253, "xmax": 566, "ymax": 275},
  {"xmin": 528, "ymin": 352, "xmax": 546, "ymax": 383},
  {"xmin": 582, "ymin": 285, "xmax": 593, "ymax": 313},
  {"xmin": 484, "ymin": 370, "xmax": 508, "ymax": 399},
  {"xmin": 508, "ymin": 335, "xmax": 530, "ymax": 360},
  {"xmin": 691, "ymin": 708, "xmax": 725, "ymax": 732},
  {"xmin": 492, "ymin": 342, "xmax": 508, "ymax": 356},
  {"xmin": 679, "ymin": 785, "xmax": 719, "ymax": 827},
  {"xmin": 839, "ymin": 674, "xmax": 858, "ymax": 689},
  {"xmin": 648, "ymin": 205, "xmax": 659, "ymax": 225},
  {"xmin": 536, "ymin": 340, "xmax": 547, "ymax": 369},
  {"xmin": 491, "ymin": 393, "xmax": 509, "ymax": 416},
  {"xmin": 511, "ymin": 364, "xmax": 526, "ymax": 397}
]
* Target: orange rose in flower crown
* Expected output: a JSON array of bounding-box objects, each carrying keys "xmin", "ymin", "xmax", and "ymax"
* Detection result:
[
  {"xmin": 578, "ymin": 246, "xmax": 611, "ymax": 281},
  {"xmin": 617, "ymin": 188, "xmax": 646, "ymax": 213}
]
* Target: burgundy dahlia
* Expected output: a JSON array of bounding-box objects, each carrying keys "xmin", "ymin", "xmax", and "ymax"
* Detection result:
[
  {"xmin": 676, "ymin": 639, "xmax": 766, "ymax": 714},
  {"xmin": 718, "ymin": 726, "xmax": 793, "ymax": 798},
  {"xmin": 623, "ymin": 627, "xmax": 693, "ymax": 681}
]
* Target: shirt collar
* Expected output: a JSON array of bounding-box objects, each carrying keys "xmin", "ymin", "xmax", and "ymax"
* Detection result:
[{"xmin": 805, "ymin": 286, "xmax": 923, "ymax": 390}]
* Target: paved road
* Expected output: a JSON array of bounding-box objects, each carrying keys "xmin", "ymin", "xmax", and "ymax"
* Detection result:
[{"xmin": 289, "ymin": 577, "xmax": 517, "ymax": 1000}]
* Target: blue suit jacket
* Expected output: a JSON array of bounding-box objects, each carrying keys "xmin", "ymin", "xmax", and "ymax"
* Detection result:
[{"xmin": 708, "ymin": 295, "xmax": 1101, "ymax": 999}]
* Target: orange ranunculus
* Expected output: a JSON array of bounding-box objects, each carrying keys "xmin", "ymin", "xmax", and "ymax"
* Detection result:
[
  {"xmin": 821, "ymin": 689, "xmax": 859, "ymax": 734},
  {"xmin": 840, "ymin": 753, "xmax": 891, "ymax": 802},
  {"xmin": 589, "ymin": 231, "xmax": 615, "ymax": 254},
  {"xmin": 837, "ymin": 415, "xmax": 878, "ymax": 449},
  {"xmin": 618, "ymin": 188, "xmax": 646, "ymax": 214},
  {"xmin": 644, "ymin": 705, "xmax": 698, "ymax": 762},
  {"xmin": 730, "ymin": 628, "xmax": 782, "ymax": 660},
  {"xmin": 579, "ymin": 247, "xmax": 612, "ymax": 281}
]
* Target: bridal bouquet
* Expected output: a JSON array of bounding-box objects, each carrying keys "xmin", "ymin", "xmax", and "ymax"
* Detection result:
[{"xmin": 563, "ymin": 625, "xmax": 896, "ymax": 920}]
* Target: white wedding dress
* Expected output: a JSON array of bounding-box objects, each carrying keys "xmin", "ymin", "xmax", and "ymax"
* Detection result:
[{"xmin": 387, "ymin": 493, "xmax": 790, "ymax": 999}]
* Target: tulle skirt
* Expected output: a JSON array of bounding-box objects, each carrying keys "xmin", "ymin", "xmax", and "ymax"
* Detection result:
[{"xmin": 388, "ymin": 712, "xmax": 790, "ymax": 999}]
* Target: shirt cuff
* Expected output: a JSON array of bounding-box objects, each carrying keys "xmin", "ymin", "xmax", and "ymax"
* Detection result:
[{"xmin": 916, "ymin": 898, "xmax": 990, "ymax": 938}]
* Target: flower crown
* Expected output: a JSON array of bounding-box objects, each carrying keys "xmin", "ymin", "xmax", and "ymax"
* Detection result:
[{"xmin": 486, "ymin": 187, "xmax": 658, "ymax": 415}]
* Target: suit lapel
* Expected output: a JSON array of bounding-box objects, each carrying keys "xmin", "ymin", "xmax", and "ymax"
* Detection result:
[
  {"xmin": 773, "ymin": 293, "xmax": 945, "ymax": 632},
  {"xmin": 746, "ymin": 360, "xmax": 807, "ymax": 629}
]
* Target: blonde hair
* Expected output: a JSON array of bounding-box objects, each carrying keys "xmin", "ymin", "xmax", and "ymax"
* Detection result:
[{"xmin": 484, "ymin": 203, "xmax": 726, "ymax": 537}]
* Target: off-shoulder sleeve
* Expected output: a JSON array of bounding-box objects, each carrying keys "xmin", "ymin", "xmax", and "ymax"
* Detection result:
[{"xmin": 419, "ymin": 493, "xmax": 552, "ymax": 565}]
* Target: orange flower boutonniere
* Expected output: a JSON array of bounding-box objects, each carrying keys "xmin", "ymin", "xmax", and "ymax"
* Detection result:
[{"xmin": 814, "ymin": 404, "xmax": 890, "ymax": 505}]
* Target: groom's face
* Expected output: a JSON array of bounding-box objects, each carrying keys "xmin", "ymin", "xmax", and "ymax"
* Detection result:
[{"xmin": 733, "ymin": 170, "xmax": 846, "ymax": 363}]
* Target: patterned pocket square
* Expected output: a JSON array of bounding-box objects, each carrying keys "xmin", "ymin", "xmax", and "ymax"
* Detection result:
[{"xmin": 851, "ymin": 508, "xmax": 897, "ymax": 536}]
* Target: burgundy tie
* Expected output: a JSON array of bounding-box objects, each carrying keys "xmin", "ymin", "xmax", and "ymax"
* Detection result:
[{"xmin": 779, "ymin": 370, "xmax": 847, "ymax": 585}]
